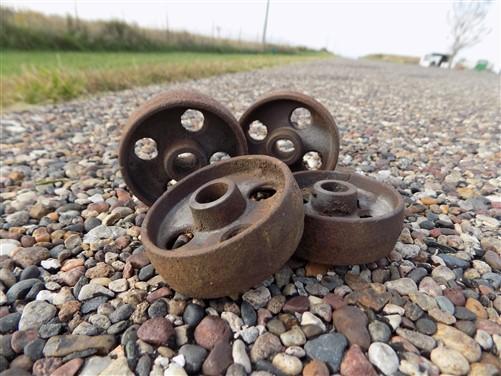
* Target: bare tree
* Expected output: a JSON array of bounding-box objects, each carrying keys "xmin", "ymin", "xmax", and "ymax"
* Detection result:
[{"xmin": 448, "ymin": 0, "xmax": 492, "ymax": 67}]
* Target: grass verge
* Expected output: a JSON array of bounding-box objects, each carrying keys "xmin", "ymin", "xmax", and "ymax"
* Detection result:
[
  {"xmin": 1, "ymin": 51, "xmax": 328, "ymax": 109},
  {"xmin": 363, "ymin": 54, "xmax": 419, "ymax": 65}
]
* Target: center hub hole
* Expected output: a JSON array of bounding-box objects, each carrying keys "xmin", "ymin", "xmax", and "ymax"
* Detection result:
[
  {"xmin": 275, "ymin": 138, "xmax": 295, "ymax": 155},
  {"xmin": 321, "ymin": 181, "xmax": 349, "ymax": 193},
  {"xmin": 195, "ymin": 182, "xmax": 229, "ymax": 204},
  {"xmin": 174, "ymin": 152, "xmax": 199, "ymax": 174}
]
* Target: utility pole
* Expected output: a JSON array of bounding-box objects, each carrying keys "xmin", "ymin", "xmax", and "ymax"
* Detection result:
[{"xmin": 262, "ymin": 0, "xmax": 270, "ymax": 46}]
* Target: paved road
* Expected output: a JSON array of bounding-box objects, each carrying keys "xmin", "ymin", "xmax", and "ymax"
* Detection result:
[{"xmin": 0, "ymin": 58, "xmax": 499, "ymax": 375}]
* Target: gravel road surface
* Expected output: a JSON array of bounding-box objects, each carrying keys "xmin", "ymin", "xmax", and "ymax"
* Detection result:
[{"xmin": 0, "ymin": 58, "xmax": 500, "ymax": 375}]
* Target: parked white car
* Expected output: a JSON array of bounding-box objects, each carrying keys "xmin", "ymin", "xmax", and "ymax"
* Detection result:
[{"xmin": 419, "ymin": 53, "xmax": 450, "ymax": 68}]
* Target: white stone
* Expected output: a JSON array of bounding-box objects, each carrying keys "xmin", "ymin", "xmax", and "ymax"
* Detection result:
[
  {"xmin": 385, "ymin": 314, "xmax": 402, "ymax": 330},
  {"xmin": 368, "ymin": 342, "xmax": 399, "ymax": 376},
  {"xmin": 475, "ymin": 329, "xmax": 493, "ymax": 350},
  {"xmin": 383, "ymin": 303, "xmax": 405, "ymax": 315},
  {"xmin": 430, "ymin": 346, "xmax": 469, "ymax": 375},
  {"xmin": 221, "ymin": 311, "xmax": 243, "ymax": 333},
  {"xmin": 272, "ymin": 353, "xmax": 303, "ymax": 375},
  {"xmin": 79, "ymin": 356, "xmax": 112, "ymax": 376},
  {"xmin": 163, "ymin": 363, "xmax": 187, "ymax": 376},
  {"xmin": 232, "ymin": 339, "xmax": 251, "ymax": 373},
  {"xmin": 0, "ymin": 239, "xmax": 20, "ymax": 257},
  {"xmin": 300, "ymin": 311, "xmax": 326, "ymax": 332},
  {"xmin": 171, "ymin": 354, "xmax": 185, "ymax": 367},
  {"xmin": 109, "ymin": 279, "xmax": 128, "ymax": 293}
]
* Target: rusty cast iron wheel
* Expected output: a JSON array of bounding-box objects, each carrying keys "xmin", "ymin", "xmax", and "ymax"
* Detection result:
[
  {"xmin": 142, "ymin": 155, "xmax": 304, "ymax": 298},
  {"xmin": 119, "ymin": 89, "xmax": 248, "ymax": 206},
  {"xmin": 239, "ymin": 91, "xmax": 340, "ymax": 172},
  {"xmin": 294, "ymin": 169, "xmax": 404, "ymax": 265}
]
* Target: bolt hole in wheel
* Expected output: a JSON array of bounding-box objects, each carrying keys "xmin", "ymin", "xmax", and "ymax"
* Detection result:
[
  {"xmin": 249, "ymin": 186, "xmax": 276, "ymax": 201},
  {"xmin": 290, "ymin": 107, "xmax": 312, "ymax": 129},
  {"xmin": 174, "ymin": 152, "xmax": 199, "ymax": 175},
  {"xmin": 303, "ymin": 151, "xmax": 322, "ymax": 170},
  {"xmin": 195, "ymin": 181, "xmax": 228, "ymax": 204},
  {"xmin": 209, "ymin": 151, "xmax": 231, "ymax": 164},
  {"xmin": 181, "ymin": 109, "xmax": 204, "ymax": 132},
  {"xmin": 166, "ymin": 230, "xmax": 194, "ymax": 250},
  {"xmin": 248, "ymin": 120, "xmax": 268, "ymax": 141},
  {"xmin": 321, "ymin": 181, "xmax": 348, "ymax": 193},
  {"xmin": 134, "ymin": 138, "xmax": 158, "ymax": 160}
]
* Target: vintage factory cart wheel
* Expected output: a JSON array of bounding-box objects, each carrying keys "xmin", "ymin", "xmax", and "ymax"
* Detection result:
[
  {"xmin": 239, "ymin": 91, "xmax": 340, "ymax": 172},
  {"xmin": 119, "ymin": 90, "xmax": 248, "ymax": 206},
  {"xmin": 142, "ymin": 155, "xmax": 304, "ymax": 298},
  {"xmin": 294, "ymin": 169, "xmax": 404, "ymax": 265}
]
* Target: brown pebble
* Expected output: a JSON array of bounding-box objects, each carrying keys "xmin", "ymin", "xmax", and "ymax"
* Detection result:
[
  {"xmin": 282, "ymin": 296, "xmax": 310, "ymax": 313},
  {"xmin": 58, "ymin": 300, "xmax": 81, "ymax": 321},
  {"xmin": 332, "ymin": 306, "xmax": 371, "ymax": 350},
  {"xmin": 137, "ymin": 317, "xmax": 174, "ymax": 346},
  {"xmin": 50, "ymin": 358, "xmax": 83, "ymax": 376},
  {"xmin": 323, "ymin": 293, "xmax": 347, "ymax": 310},
  {"xmin": 194, "ymin": 316, "xmax": 231, "ymax": 350},
  {"xmin": 146, "ymin": 287, "xmax": 172, "ymax": 303},
  {"xmin": 11, "ymin": 329, "xmax": 39, "ymax": 353},
  {"xmin": 465, "ymin": 297, "xmax": 488, "ymax": 319},
  {"xmin": 303, "ymin": 359, "xmax": 330, "ymax": 376},
  {"xmin": 340, "ymin": 344, "xmax": 377, "ymax": 376},
  {"xmin": 32, "ymin": 357, "xmax": 63, "ymax": 376},
  {"xmin": 202, "ymin": 340, "xmax": 232, "ymax": 375}
]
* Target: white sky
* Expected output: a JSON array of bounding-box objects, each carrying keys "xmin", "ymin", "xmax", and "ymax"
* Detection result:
[{"xmin": 3, "ymin": 0, "xmax": 500, "ymax": 67}]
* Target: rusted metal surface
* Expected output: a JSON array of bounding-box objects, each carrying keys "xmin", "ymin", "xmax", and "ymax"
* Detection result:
[
  {"xmin": 119, "ymin": 89, "xmax": 248, "ymax": 206},
  {"xmin": 239, "ymin": 90, "xmax": 340, "ymax": 172},
  {"xmin": 142, "ymin": 155, "xmax": 304, "ymax": 298},
  {"xmin": 294, "ymin": 169, "xmax": 404, "ymax": 265}
]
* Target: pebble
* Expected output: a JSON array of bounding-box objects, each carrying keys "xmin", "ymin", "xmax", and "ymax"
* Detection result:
[
  {"xmin": 368, "ymin": 342, "xmax": 399, "ymax": 375},
  {"xmin": 340, "ymin": 344, "xmax": 377, "ymax": 376},
  {"xmin": 272, "ymin": 353, "xmax": 303, "ymax": 375},
  {"xmin": 396, "ymin": 328, "xmax": 436, "ymax": 352},
  {"xmin": 430, "ymin": 346, "xmax": 469, "ymax": 375},
  {"xmin": 280, "ymin": 326, "xmax": 306, "ymax": 347},
  {"xmin": 332, "ymin": 305, "xmax": 371, "ymax": 349},
  {"xmin": 384, "ymin": 278, "xmax": 417, "ymax": 295},
  {"xmin": 433, "ymin": 323, "xmax": 481, "ymax": 362},
  {"xmin": 43, "ymin": 335, "xmax": 116, "ymax": 357},
  {"xmin": 12, "ymin": 247, "xmax": 50, "ymax": 268},
  {"xmin": 242, "ymin": 287, "xmax": 271, "ymax": 309},
  {"xmin": 202, "ymin": 340, "xmax": 232, "ymax": 375},
  {"xmin": 282, "ymin": 296, "xmax": 310, "ymax": 313},
  {"xmin": 416, "ymin": 317, "xmax": 437, "ymax": 335},
  {"xmin": 368, "ymin": 320, "xmax": 391, "ymax": 342},
  {"xmin": 250, "ymin": 332, "xmax": 282, "ymax": 362},
  {"xmin": 304, "ymin": 333, "xmax": 347, "ymax": 372},
  {"xmin": 18, "ymin": 301, "xmax": 56, "ymax": 330},
  {"xmin": 302, "ymin": 359, "xmax": 329, "ymax": 376},
  {"xmin": 194, "ymin": 316, "xmax": 231, "ymax": 350},
  {"xmin": 179, "ymin": 344, "xmax": 207, "ymax": 373},
  {"xmin": 232, "ymin": 339, "xmax": 251, "ymax": 373},
  {"xmin": 137, "ymin": 317, "xmax": 174, "ymax": 346}
]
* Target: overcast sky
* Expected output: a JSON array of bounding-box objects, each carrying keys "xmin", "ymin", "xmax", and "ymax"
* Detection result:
[{"xmin": 4, "ymin": 0, "xmax": 499, "ymax": 66}]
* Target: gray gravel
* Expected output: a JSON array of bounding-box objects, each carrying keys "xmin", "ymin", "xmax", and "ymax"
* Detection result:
[{"xmin": 0, "ymin": 58, "xmax": 500, "ymax": 376}]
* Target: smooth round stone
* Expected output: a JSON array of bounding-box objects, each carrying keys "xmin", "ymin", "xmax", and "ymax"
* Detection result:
[
  {"xmin": 136, "ymin": 354, "xmax": 152, "ymax": 376},
  {"xmin": 194, "ymin": 316, "xmax": 231, "ymax": 350},
  {"xmin": 454, "ymin": 320, "xmax": 476, "ymax": 337},
  {"xmin": 24, "ymin": 338, "xmax": 46, "ymax": 361},
  {"xmin": 240, "ymin": 301, "xmax": 257, "ymax": 327},
  {"xmin": 407, "ymin": 267, "xmax": 429, "ymax": 284},
  {"xmin": 0, "ymin": 313, "xmax": 21, "ymax": 334},
  {"xmin": 430, "ymin": 346, "xmax": 469, "ymax": 375},
  {"xmin": 148, "ymin": 300, "xmax": 167, "ymax": 318},
  {"xmin": 109, "ymin": 304, "xmax": 134, "ymax": 323},
  {"xmin": 20, "ymin": 266, "xmax": 40, "ymax": 280},
  {"xmin": 242, "ymin": 287, "xmax": 271, "ymax": 309},
  {"xmin": 415, "ymin": 318, "xmax": 437, "ymax": 335},
  {"xmin": 183, "ymin": 303, "xmax": 205, "ymax": 328},
  {"xmin": 272, "ymin": 353, "xmax": 303, "ymax": 375},
  {"xmin": 137, "ymin": 317, "xmax": 174, "ymax": 346},
  {"xmin": 454, "ymin": 306, "xmax": 476, "ymax": 321},
  {"xmin": 435, "ymin": 296, "xmax": 455, "ymax": 314},
  {"xmin": 368, "ymin": 321, "xmax": 391, "ymax": 342},
  {"xmin": 368, "ymin": 342, "xmax": 399, "ymax": 376},
  {"xmin": 18, "ymin": 301, "xmax": 56, "ymax": 330}
]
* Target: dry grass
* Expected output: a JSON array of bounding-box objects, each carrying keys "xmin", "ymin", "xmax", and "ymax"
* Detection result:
[{"xmin": 363, "ymin": 54, "xmax": 420, "ymax": 65}]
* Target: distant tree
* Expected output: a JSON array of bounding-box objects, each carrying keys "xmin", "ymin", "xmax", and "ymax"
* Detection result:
[{"xmin": 448, "ymin": 0, "xmax": 492, "ymax": 67}]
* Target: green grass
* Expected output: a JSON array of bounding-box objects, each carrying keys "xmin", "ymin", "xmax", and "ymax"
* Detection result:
[{"xmin": 1, "ymin": 50, "xmax": 327, "ymax": 109}]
